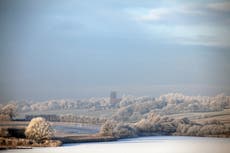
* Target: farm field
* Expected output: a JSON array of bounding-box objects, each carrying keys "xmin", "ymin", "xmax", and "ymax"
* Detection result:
[{"xmin": 166, "ymin": 109, "xmax": 230, "ymax": 125}]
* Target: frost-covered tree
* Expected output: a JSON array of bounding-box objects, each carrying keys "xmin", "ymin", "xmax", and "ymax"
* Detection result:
[
  {"xmin": 100, "ymin": 121, "xmax": 137, "ymax": 138},
  {"xmin": 0, "ymin": 104, "xmax": 17, "ymax": 120},
  {"xmin": 100, "ymin": 121, "xmax": 117, "ymax": 136},
  {"xmin": 113, "ymin": 123, "xmax": 137, "ymax": 138},
  {"xmin": 25, "ymin": 117, "xmax": 54, "ymax": 143}
]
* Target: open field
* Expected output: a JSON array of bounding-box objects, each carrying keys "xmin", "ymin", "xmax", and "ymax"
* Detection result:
[
  {"xmin": 166, "ymin": 109, "xmax": 230, "ymax": 125},
  {"xmin": 52, "ymin": 122, "xmax": 100, "ymax": 137}
]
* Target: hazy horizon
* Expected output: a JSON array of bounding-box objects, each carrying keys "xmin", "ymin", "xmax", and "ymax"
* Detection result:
[{"xmin": 1, "ymin": 0, "xmax": 230, "ymax": 102}]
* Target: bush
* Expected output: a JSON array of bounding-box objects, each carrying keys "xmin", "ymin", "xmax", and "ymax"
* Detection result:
[
  {"xmin": 100, "ymin": 121, "xmax": 137, "ymax": 138},
  {"xmin": 0, "ymin": 115, "xmax": 11, "ymax": 121},
  {"xmin": 25, "ymin": 117, "xmax": 54, "ymax": 143},
  {"xmin": 0, "ymin": 128, "xmax": 8, "ymax": 137},
  {"xmin": 113, "ymin": 123, "xmax": 137, "ymax": 138},
  {"xmin": 99, "ymin": 121, "xmax": 117, "ymax": 136}
]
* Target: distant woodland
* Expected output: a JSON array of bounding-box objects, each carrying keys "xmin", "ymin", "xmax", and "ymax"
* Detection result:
[{"xmin": 1, "ymin": 93, "xmax": 230, "ymax": 138}]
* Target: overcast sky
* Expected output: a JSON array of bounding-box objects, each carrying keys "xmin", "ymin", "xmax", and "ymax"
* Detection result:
[{"xmin": 0, "ymin": 0, "xmax": 230, "ymax": 102}]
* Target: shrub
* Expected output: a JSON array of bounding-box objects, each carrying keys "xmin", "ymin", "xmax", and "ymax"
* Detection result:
[
  {"xmin": 0, "ymin": 115, "xmax": 11, "ymax": 121},
  {"xmin": 113, "ymin": 123, "xmax": 137, "ymax": 138},
  {"xmin": 0, "ymin": 128, "xmax": 8, "ymax": 137},
  {"xmin": 99, "ymin": 121, "xmax": 117, "ymax": 136},
  {"xmin": 25, "ymin": 117, "xmax": 54, "ymax": 143}
]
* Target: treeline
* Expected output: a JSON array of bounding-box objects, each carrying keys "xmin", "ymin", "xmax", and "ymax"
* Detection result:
[
  {"xmin": 100, "ymin": 113, "xmax": 230, "ymax": 138},
  {"xmin": 9, "ymin": 93, "xmax": 230, "ymax": 122},
  {"xmin": 10, "ymin": 96, "xmax": 156, "ymax": 113},
  {"xmin": 0, "ymin": 103, "xmax": 106, "ymax": 124},
  {"xmin": 23, "ymin": 114, "xmax": 106, "ymax": 124},
  {"xmin": 2, "ymin": 93, "xmax": 230, "ymax": 124},
  {"xmin": 25, "ymin": 115, "xmax": 60, "ymax": 122},
  {"xmin": 113, "ymin": 93, "xmax": 230, "ymax": 122},
  {"xmin": 59, "ymin": 114, "xmax": 106, "ymax": 124},
  {"xmin": 15, "ymin": 98, "xmax": 113, "ymax": 112}
]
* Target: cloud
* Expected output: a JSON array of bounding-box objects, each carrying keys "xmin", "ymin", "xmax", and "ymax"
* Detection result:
[
  {"xmin": 174, "ymin": 33, "xmax": 230, "ymax": 48},
  {"xmin": 135, "ymin": 8, "xmax": 172, "ymax": 21},
  {"xmin": 207, "ymin": 2, "xmax": 230, "ymax": 12},
  {"xmin": 128, "ymin": 2, "xmax": 230, "ymax": 23},
  {"xmin": 126, "ymin": 2, "xmax": 230, "ymax": 48},
  {"xmin": 130, "ymin": 4, "xmax": 205, "ymax": 22}
]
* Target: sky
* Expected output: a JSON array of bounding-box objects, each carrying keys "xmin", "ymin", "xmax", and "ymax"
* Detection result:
[{"xmin": 0, "ymin": 0, "xmax": 230, "ymax": 102}]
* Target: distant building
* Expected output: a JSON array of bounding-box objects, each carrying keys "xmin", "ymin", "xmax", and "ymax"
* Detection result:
[
  {"xmin": 110, "ymin": 91, "xmax": 121, "ymax": 103},
  {"xmin": 110, "ymin": 91, "xmax": 117, "ymax": 99}
]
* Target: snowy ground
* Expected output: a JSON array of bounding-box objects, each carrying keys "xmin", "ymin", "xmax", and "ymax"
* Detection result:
[{"xmin": 3, "ymin": 136, "xmax": 230, "ymax": 153}]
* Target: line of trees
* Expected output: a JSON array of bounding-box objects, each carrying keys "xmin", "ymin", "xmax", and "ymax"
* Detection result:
[
  {"xmin": 100, "ymin": 113, "xmax": 230, "ymax": 138},
  {"xmin": 112, "ymin": 93, "xmax": 230, "ymax": 122},
  {"xmin": 59, "ymin": 114, "xmax": 107, "ymax": 124}
]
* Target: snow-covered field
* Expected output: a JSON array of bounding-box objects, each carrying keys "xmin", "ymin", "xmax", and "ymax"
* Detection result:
[{"xmin": 3, "ymin": 136, "xmax": 230, "ymax": 153}]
